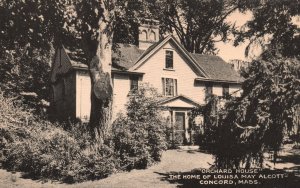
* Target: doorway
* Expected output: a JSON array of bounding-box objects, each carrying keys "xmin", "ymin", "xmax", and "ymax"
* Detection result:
[{"xmin": 174, "ymin": 112, "xmax": 186, "ymax": 145}]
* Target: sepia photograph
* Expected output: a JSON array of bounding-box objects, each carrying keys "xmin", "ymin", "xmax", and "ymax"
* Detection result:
[{"xmin": 0, "ymin": 0, "xmax": 299, "ymax": 187}]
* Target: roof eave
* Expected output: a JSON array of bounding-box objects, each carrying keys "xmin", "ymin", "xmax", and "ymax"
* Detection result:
[
  {"xmin": 170, "ymin": 39, "xmax": 210, "ymax": 78},
  {"xmin": 129, "ymin": 35, "xmax": 210, "ymax": 78},
  {"xmin": 112, "ymin": 70, "xmax": 145, "ymax": 75},
  {"xmin": 158, "ymin": 95, "xmax": 202, "ymax": 107},
  {"xmin": 130, "ymin": 35, "xmax": 172, "ymax": 71},
  {"xmin": 72, "ymin": 65, "xmax": 145, "ymax": 75},
  {"xmin": 195, "ymin": 77, "xmax": 243, "ymax": 84}
]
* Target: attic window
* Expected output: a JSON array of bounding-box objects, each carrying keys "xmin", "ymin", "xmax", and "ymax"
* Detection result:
[{"xmin": 165, "ymin": 50, "xmax": 173, "ymax": 69}]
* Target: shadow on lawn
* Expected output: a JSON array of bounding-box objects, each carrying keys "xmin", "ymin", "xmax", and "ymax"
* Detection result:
[
  {"xmin": 155, "ymin": 167, "xmax": 300, "ymax": 188},
  {"xmin": 277, "ymin": 154, "xmax": 300, "ymax": 165}
]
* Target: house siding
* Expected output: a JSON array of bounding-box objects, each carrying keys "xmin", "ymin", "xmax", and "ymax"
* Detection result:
[
  {"xmin": 113, "ymin": 74, "xmax": 131, "ymax": 118},
  {"xmin": 212, "ymin": 84, "xmax": 223, "ymax": 96},
  {"xmin": 51, "ymin": 72, "xmax": 76, "ymax": 120},
  {"xmin": 74, "ymin": 70, "xmax": 132, "ymax": 120},
  {"xmin": 229, "ymin": 84, "xmax": 242, "ymax": 97},
  {"xmin": 76, "ymin": 70, "xmax": 91, "ymax": 121},
  {"xmin": 137, "ymin": 42, "xmax": 207, "ymax": 104}
]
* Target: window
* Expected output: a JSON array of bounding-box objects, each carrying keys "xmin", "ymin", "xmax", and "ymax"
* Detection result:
[
  {"xmin": 162, "ymin": 78, "xmax": 177, "ymax": 96},
  {"xmin": 165, "ymin": 50, "xmax": 173, "ymax": 69},
  {"xmin": 130, "ymin": 76, "xmax": 139, "ymax": 91},
  {"xmin": 222, "ymin": 84, "xmax": 229, "ymax": 97},
  {"xmin": 149, "ymin": 31, "xmax": 156, "ymax": 41},
  {"xmin": 140, "ymin": 30, "xmax": 147, "ymax": 41},
  {"xmin": 205, "ymin": 83, "xmax": 213, "ymax": 98}
]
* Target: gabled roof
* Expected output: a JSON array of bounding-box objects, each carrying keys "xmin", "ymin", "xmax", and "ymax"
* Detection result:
[
  {"xmin": 112, "ymin": 43, "xmax": 145, "ymax": 70},
  {"xmin": 63, "ymin": 44, "xmax": 145, "ymax": 72},
  {"xmin": 159, "ymin": 95, "xmax": 201, "ymax": 109},
  {"xmin": 55, "ymin": 35, "xmax": 243, "ymax": 83},
  {"xmin": 190, "ymin": 53, "xmax": 244, "ymax": 83},
  {"xmin": 130, "ymin": 35, "xmax": 209, "ymax": 78}
]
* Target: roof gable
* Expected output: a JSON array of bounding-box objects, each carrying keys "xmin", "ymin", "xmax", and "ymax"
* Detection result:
[
  {"xmin": 159, "ymin": 95, "xmax": 201, "ymax": 108},
  {"xmin": 130, "ymin": 35, "xmax": 209, "ymax": 78},
  {"xmin": 50, "ymin": 46, "xmax": 74, "ymax": 83},
  {"xmin": 54, "ymin": 35, "xmax": 243, "ymax": 83}
]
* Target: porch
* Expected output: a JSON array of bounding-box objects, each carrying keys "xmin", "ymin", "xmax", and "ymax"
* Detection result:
[{"xmin": 159, "ymin": 95, "xmax": 204, "ymax": 146}]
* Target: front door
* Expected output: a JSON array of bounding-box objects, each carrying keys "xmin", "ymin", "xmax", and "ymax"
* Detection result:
[{"xmin": 174, "ymin": 112, "xmax": 186, "ymax": 144}]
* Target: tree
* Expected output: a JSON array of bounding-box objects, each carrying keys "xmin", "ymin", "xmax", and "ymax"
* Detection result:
[
  {"xmin": 212, "ymin": 0, "xmax": 300, "ymax": 168},
  {"xmin": 234, "ymin": 0, "xmax": 300, "ymax": 58},
  {"xmin": 145, "ymin": 0, "xmax": 240, "ymax": 54},
  {"xmin": 0, "ymin": 0, "xmax": 68, "ymax": 111},
  {"xmin": 213, "ymin": 57, "xmax": 300, "ymax": 168},
  {"xmin": 69, "ymin": 0, "xmax": 149, "ymax": 143},
  {"xmin": 0, "ymin": 0, "xmax": 148, "ymax": 143}
]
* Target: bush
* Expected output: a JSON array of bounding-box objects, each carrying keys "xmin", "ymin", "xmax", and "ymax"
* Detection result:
[
  {"xmin": 0, "ymin": 92, "xmax": 117, "ymax": 183},
  {"xmin": 0, "ymin": 84, "xmax": 169, "ymax": 182},
  {"xmin": 164, "ymin": 127, "xmax": 185, "ymax": 148},
  {"xmin": 111, "ymin": 84, "xmax": 167, "ymax": 170}
]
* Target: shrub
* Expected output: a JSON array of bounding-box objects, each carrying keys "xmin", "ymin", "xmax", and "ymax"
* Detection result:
[
  {"xmin": 111, "ymin": 84, "xmax": 167, "ymax": 170},
  {"xmin": 164, "ymin": 127, "xmax": 185, "ymax": 148},
  {"xmin": 0, "ymin": 92, "xmax": 117, "ymax": 183},
  {"xmin": 0, "ymin": 84, "xmax": 169, "ymax": 182}
]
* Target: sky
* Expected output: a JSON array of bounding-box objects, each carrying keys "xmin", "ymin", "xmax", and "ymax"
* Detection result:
[{"xmin": 216, "ymin": 11, "xmax": 253, "ymax": 62}]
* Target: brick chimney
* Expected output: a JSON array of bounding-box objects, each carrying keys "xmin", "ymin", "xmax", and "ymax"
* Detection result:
[{"xmin": 138, "ymin": 19, "xmax": 159, "ymax": 50}]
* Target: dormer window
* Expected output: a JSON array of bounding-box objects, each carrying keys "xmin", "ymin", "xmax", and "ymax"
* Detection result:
[{"xmin": 165, "ymin": 50, "xmax": 173, "ymax": 69}]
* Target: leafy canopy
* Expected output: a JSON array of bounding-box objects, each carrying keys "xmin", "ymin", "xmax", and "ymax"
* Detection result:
[
  {"xmin": 145, "ymin": 0, "xmax": 240, "ymax": 54},
  {"xmin": 234, "ymin": 0, "xmax": 300, "ymax": 58}
]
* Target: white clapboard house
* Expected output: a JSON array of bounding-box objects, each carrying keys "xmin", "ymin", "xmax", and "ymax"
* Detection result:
[{"xmin": 50, "ymin": 20, "xmax": 243, "ymax": 141}]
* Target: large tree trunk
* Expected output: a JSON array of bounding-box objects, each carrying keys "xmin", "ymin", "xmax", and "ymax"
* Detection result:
[{"xmin": 88, "ymin": 4, "xmax": 113, "ymax": 145}]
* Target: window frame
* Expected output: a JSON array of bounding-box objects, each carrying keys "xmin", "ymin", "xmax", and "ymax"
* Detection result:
[
  {"xmin": 205, "ymin": 82, "xmax": 213, "ymax": 98},
  {"xmin": 165, "ymin": 50, "xmax": 174, "ymax": 69},
  {"xmin": 162, "ymin": 77, "xmax": 177, "ymax": 97},
  {"xmin": 222, "ymin": 84, "xmax": 229, "ymax": 97},
  {"xmin": 130, "ymin": 75, "xmax": 139, "ymax": 91}
]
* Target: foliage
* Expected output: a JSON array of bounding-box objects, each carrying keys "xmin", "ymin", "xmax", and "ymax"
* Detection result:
[
  {"xmin": 0, "ymin": 0, "xmax": 68, "ymax": 51},
  {"xmin": 111, "ymin": 84, "xmax": 167, "ymax": 170},
  {"xmin": 213, "ymin": 57, "xmax": 300, "ymax": 168},
  {"xmin": 0, "ymin": 92, "xmax": 117, "ymax": 183},
  {"xmin": 164, "ymin": 126, "xmax": 186, "ymax": 148},
  {"xmin": 0, "ymin": 47, "xmax": 53, "ymax": 107},
  {"xmin": 145, "ymin": 0, "xmax": 239, "ymax": 54},
  {"xmin": 0, "ymin": 0, "xmax": 69, "ymax": 108},
  {"xmin": 66, "ymin": 0, "xmax": 150, "ymax": 61},
  {"xmin": 234, "ymin": 0, "xmax": 300, "ymax": 58},
  {"xmin": 209, "ymin": 1, "xmax": 300, "ymax": 169},
  {"xmin": 188, "ymin": 95, "xmax": 227, "ymax": 148}
]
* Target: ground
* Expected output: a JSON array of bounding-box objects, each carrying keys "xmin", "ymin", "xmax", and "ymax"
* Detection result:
[
  {"xmin": 0, "ymin": 147, "xmax": 213, "ymax": 188},
  {"xmin": 1, "ymin": 145, "xmax": 299, "ymax": 188}
]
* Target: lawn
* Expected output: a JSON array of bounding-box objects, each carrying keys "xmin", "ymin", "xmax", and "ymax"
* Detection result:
[{"xmin": 1, "ymin": 145, "xmax": 300, "ymax": 188}]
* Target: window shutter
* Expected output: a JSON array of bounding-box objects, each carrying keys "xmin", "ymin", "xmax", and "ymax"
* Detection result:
[
  {"xmin": 175, "ymin": 79, "xmax": 178, "ymax": 96},
  {"xmin": 162, "ymin": 78, "xmax": 165, "ymax": 96}
]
